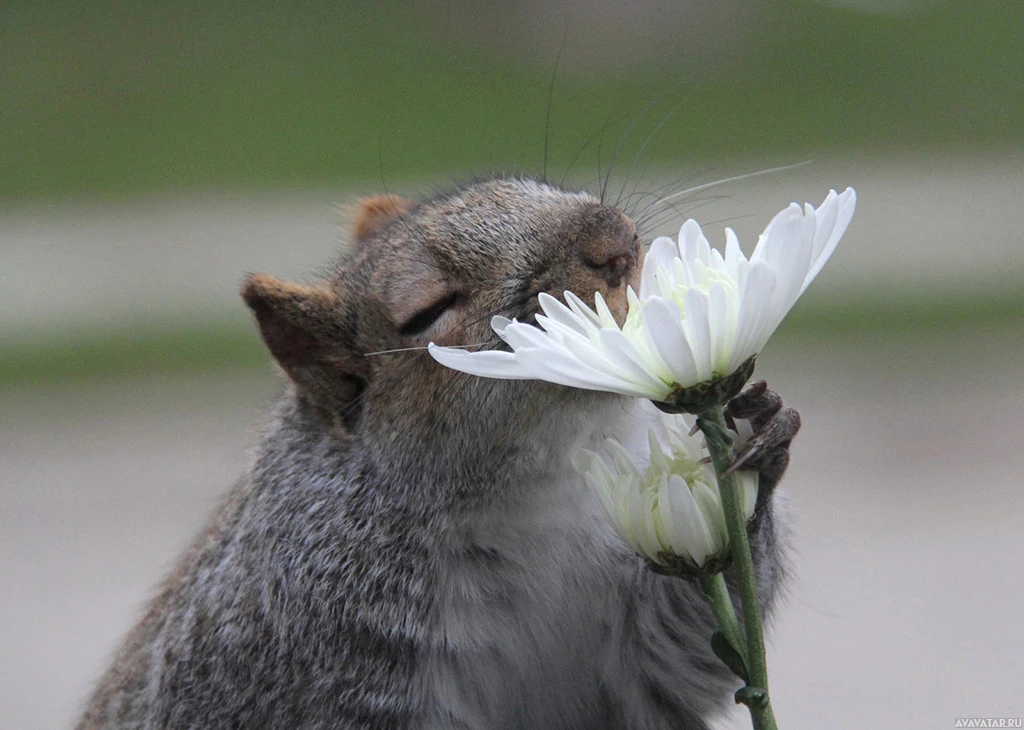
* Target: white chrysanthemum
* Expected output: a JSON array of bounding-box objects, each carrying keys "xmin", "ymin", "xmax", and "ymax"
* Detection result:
[
  {"xmin": 573, "ymin": 413, "xmax": 757, "ymax": 572},
  {"xmin": 429, "ymin": 188, "xmax": 856, "ymax": 403}
]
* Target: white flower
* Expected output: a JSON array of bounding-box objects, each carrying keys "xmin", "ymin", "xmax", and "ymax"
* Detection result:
[
  {"xmin": 429, "ymin": 188, "xmax": 856, "ymax": 403},
  {"xmin": 573, "ymin": 412, "xmax": 758, "ymax": 572}
]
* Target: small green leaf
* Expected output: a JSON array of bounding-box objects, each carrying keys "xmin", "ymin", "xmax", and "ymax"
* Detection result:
[
  {"xmin": 711, "ymin": 629, "xmax": 749, "ymax": 682},
  {"xmin": 734, "ymin": 685, "xmax": 769, "ymax": 710}
]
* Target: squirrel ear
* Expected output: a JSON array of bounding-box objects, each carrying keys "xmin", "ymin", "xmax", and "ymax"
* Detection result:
[
  {"xmin": 242, "ymin": 274, "xmax": 366, "ymax": 414},
  {"xmin": 241, "ymin": 274, "xmax": 339, "ymax": 369},
  {"xmin": 353, "ymin": 194, "xmax": 414, "ymax": 242}
]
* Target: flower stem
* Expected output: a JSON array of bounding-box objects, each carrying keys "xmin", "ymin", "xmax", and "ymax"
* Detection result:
[
  {"xmin": 698, "ymin": 572, "xmax": 747, "ymax": 667},
  {"xmin": 697, "ymin": 407, "xmax": 778, "ymax": 730}
]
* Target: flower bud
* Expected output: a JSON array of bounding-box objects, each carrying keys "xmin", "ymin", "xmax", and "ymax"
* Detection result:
[{"xmin": 573, "ymin": 413, "xmax": 757, "ymax": 577}]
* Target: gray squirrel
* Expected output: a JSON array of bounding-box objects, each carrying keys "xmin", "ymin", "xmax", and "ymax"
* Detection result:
[{"xmin": 77, "ymin": 177, "xmax": 798, "ymax": 729}]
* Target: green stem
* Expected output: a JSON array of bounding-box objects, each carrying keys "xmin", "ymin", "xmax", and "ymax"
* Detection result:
[
  {"xmin": 698, "ymin": 407, "xmax": 778, "ymax": 730},
  {"xmin": 698, "ymin": 572, "xmax": 747, "ymax": 667}
]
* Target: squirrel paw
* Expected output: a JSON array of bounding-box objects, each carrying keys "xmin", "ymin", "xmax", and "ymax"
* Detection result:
[{"xmin": 722, "ymin": 380, "xmax": 800, "ymax": 491}]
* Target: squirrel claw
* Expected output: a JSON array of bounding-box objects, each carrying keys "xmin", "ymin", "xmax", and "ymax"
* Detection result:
[
  {"xmin": 724, "ymin": 382, "xmax": 801, "ymax": 490},
  {"xmin": 727, "ymin": 380, "xmax": 780, "ymax": 427},
  {"xmin": 723, "ymin": 446, "xmax": 758, "ymax": 477}
]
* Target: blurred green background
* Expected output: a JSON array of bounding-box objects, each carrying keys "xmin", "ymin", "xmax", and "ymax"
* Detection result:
[
  {"xmin": 3, "ymin": 0, "xmax": 1022, "ymax": 200},
  {"xmin": 2, "ymin": 0, "xmax": 1022, "ymax": 381}
]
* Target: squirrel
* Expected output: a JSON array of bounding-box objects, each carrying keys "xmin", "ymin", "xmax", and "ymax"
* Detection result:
[{"xmin": 77, "ymin": 177, "xmax": 798, "ymax": 730}]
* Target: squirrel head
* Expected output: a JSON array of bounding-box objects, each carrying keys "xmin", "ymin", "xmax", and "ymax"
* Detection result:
[{"xmin": 242, "ymin": 178, "xmax": 642, "ymax": 480}]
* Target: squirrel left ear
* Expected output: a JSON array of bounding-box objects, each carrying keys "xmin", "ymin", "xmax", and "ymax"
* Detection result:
[
  {"xmin": 241, "ymin": 274, "xmax": 368, "ymax": 417},
  {"xmin": 353, "ymin": 194, "xmax": 414, "ymax": 243},
  {"xmin": 241, "ymin": 274, "xmax": 339, "ymax": 370}
]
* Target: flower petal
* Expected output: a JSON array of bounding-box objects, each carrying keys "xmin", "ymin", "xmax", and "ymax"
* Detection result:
[
  {"xmin": 502, "ymin": 318, "xmax": 569, "ymax": 351},
  {"xmin": 691, "ymin": 480, "xmax": 727, "ymax": 556},
  {"xmin": 427, "ymin": 344, "xmax": 532, "ymax": 379},
  {"xmin": 739, "ymin": 471, "xmax": 758, "ymax": 520},
  {"xmin": 801, "ymin": 187, "xmax": 857, "ymax": 294},
  {"xmin": 517, "ymin": 350, "xmax": 654, "ymax": 396},
  {"xmin": 723, "ymin": 227, "xmax": 745, "ymax": 275},
  {"xmin": 644, "ymin": 236, "xmax": 680, "ymax": 271},
  {"xmin": 641, "ymin": 296, "xmax": 700, "ymax": 387},
  {"xmin": 628, "ymin": 482, "xmax": 663, "ymax": 559},
  {"xmin": 679, "ymin": 219, "xmax": 711, "ymax": 265},
  {"xmin": 536, "ymin": 293, "xmax": 594, "ymax": 337},
  {"xmin": 491, "ymin": 315, "xmax": 512, "ymax": 339},
  {"xmin": 604, "ymin": 437, "xmax": 643, "ymax": 483},
  {"xmin": 732, "ymin": 261, "xmax": 777, "ymax": 362},
  {"xmin": 562, "ymin": 290, "xmax": 604, "ymax": 330},
  {"xmin": 665, "ymin": 473, "xmax": 717, "ymax": 564},
  {"xmin": 573, "ymin": 448, "xmax": 618, "ymax": 517},
  {"xmin": 682, "ymin": 288, "xmax": 712, "ymax": 381},
  {"xmin": 594, "ymin": 329, "xmax": 671, "ymax": 396},
  {"xmin": 706, "ymin": 282, "xmax": 732, "ymax": 374}
]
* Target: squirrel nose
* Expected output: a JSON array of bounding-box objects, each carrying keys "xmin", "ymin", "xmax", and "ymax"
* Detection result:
[{"xmin": 579, "ymin": 208, "xmax": 641, "ymax": 289}]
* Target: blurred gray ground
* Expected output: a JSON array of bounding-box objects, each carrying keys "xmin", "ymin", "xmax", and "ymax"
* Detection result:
[
  {"xmin": 2, "ymin": 155, "xmax": 1023, "ymax": 339},
  {"xmin": 2, "ymin": 158, "xmax": 1023, "ymax": 728},
  {"xmin": 5, "ymin": 340, "xmax": 1022, "ymax": 729}
]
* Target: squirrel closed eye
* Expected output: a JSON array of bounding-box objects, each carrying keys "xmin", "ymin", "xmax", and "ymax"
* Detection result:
[{"xmin": 398, "ymin": 292, "xmax": 460, "ymax": 337}]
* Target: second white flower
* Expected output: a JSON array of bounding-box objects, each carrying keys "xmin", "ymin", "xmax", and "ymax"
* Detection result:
[{"xmin": 573, "ymin": 412, "xmax": 758, "ymax": 572}]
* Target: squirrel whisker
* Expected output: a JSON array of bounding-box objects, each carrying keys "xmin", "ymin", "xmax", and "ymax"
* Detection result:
[
  {"xmin": 633, "ymin": 160, "xmax": 814, "ymax": 223},
  {"xmin": 362, "ymin": 342, "xmax": 491, "ymax": 357}
]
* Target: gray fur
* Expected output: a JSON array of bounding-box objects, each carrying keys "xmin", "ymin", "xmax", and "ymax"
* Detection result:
[{"xmin": 77, "ymin": 178, "xmax": 790, "ymax": 729}]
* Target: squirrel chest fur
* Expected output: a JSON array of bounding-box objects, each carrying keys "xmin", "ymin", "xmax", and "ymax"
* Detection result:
[{"xmin": 78, "ymin": 178, "xmax": 789, "ymax": 730}]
